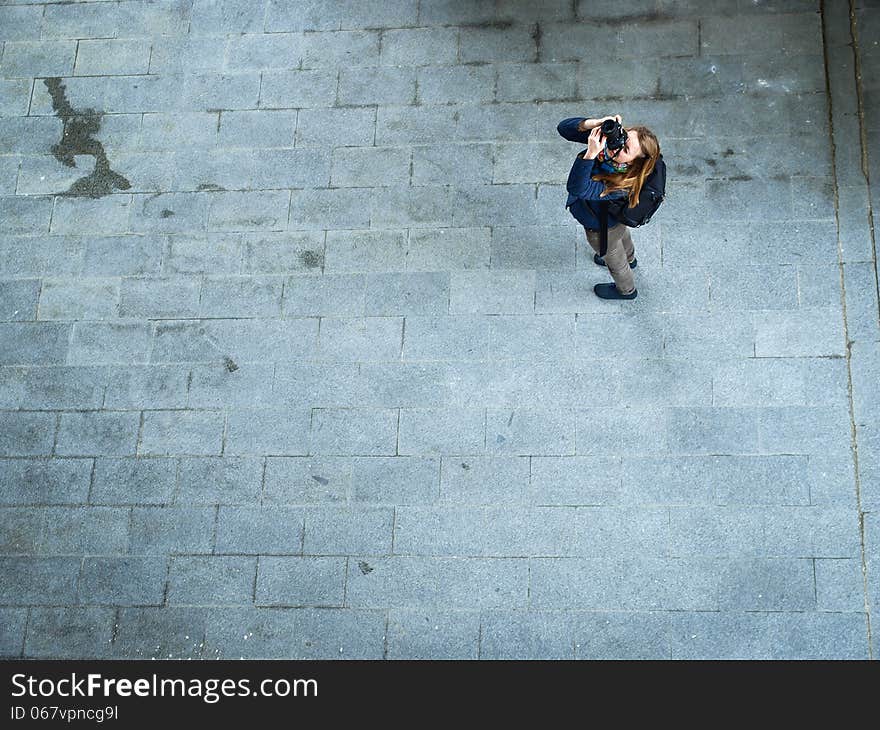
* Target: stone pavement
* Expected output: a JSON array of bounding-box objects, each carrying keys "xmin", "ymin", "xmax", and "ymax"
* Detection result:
[{"xmin": 0, "ymin": 0, "xmax": 877, "ymax": 659}]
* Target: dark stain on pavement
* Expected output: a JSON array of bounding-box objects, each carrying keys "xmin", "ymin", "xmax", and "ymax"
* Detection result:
[
  {"xmin": 358, "ymin": 561, "xmax": 373, "ymax": 575},
  {"xmin": 160, "ymin": 209, "xmax": 175, "ymax": 218},
  {"xmin": 311, "ymin": 475, "xmax": 329, "ymax": 485},
  {"xmin": 43, "ymin": 77, "xmax": 131, "ymax": 198},
  {"xmin": 224, "ymin": 357, "xmax": 238, "ymax": 372},
  {"xmin": 299, "ymin": 250, "xmax": 324, "ymax": 269}
]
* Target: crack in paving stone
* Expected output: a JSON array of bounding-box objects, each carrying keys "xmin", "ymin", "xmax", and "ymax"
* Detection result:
[{"xmin": 43, "ymin": 77, "xmax": 131, "ymax": 198}]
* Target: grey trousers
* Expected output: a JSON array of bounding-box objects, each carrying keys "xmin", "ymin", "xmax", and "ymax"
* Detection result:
[{"xmin": 585, "ymin": 224, "xmax": 636, "ymax": 295}]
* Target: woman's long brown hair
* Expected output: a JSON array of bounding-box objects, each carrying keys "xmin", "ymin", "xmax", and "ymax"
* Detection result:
[{"xmin": 592, "ymin": 125, "xmax": 660, "ymax": 207}]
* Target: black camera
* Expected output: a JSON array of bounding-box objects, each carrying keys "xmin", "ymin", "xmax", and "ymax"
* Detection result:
[{"xmin": 600, "ymin": 119, "xmax": 626, "ymax": 152}]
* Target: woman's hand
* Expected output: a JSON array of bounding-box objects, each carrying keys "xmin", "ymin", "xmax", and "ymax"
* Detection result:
[
  {"xmin": 579, "ymin": 114, "xmax": 622, "ymax": 131},
  {"xmin": 585, "ymin": 126, "xmax": 603, "ymax": 159}
]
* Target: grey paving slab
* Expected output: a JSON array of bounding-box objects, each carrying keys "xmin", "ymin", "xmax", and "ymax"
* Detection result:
[
  {"xmin": 302, "ymin": 505, "xmax": 394, "ymax": 555},
  {"xmin": 479, "ymin": 611, "xmax": 573, "ymax": 659},
  {"xmin": 176, "ymin": 457, "xmax": 262, "ymax": 505},
  {"xmin": 386, "ymin": 610, "xmax": 480, "ymax": 659},
  {"xmin": 91, "ymin": 458, "xmax": 177, "ymax": 506},
  {"xmin": 255, "ymin": 556, "xmax": 347, "ymax": 607},
  {"xmin": 574, "ymin": 612, "xmax": 671, "ymax": 660},
  {"xmin": 0, "ymin": 411, "xmax": 56, "ymax": 457},
  {"xmin": 24, "ymin": 607, "xmax": 114, "ymax": 659},
  {"xmin": 398, "ymin": 408, "xmax": 485, "ymax": 456},
  {"xmin": 0, "ymin": 458, "xmax": 91, "ymax": 506},
  {"xmin": 350, "ymin": 456, "xmax": 439, "ymax": 505},
  {"xmin": 310, "ymin": 408, "xmax": 398, "ymax": 456},
  {"xmin": 215, "ymin": 506, "xmax": 304, "ymax": 555},
  {"xmin": 264, "ymin": 456, "xmax": 351, "ymax": 504},
  {"xmin": 68, "ymin": 322, "xmax": 152, "ymax": 365},
  {"xmin": 0, "ymin": 608, "xmax": 27, "ymax": 657},
  {"xmin": 78, "ymin": 557, "xmax": 167, "ymax": 606},
  {"xmin": 111, "ymin": 606, "xmax": 208, "ymax": 659},
  {"xmin": 129, "ymin": 506, "xmax": 215, "ymax": 555},
  {"xmin": 139, "ymin": 410, "xmax": 225, "ymax": 456},
  {"xmin": 167, "ymin": 556, "xmax": 257, "ymax": 606}
]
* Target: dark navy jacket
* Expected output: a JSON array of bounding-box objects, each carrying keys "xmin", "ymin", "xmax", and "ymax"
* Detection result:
[{"xmin": 557, "ymin": 117, "xmax": 627, "ymax": 230}]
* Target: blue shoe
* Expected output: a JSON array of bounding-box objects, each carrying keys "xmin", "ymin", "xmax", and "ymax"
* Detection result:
[
  {"xmin": 594, "ymin": 253, "xmax": 637, "ymax": 269},
  {"xmin": 594, "ymin": 283, "xmax": 637, "ymax": 300}
]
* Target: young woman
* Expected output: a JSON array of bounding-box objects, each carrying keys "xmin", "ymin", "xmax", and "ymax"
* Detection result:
[{"xmin": 558, "ymin": 116, "xmax": 661, "ymax": 300}]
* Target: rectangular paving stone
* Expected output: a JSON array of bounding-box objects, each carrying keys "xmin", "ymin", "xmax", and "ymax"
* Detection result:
[
  {"xmin": 68, "ymin": 322, "xmax": 151, "ymax": 365},
  {"xmin": 0, "ymin": 507, "xmax": 43, "ymax": 554},
  {"xmin": 0, "ymin": 608, "xmax": 26, "ymax": 657},
  {"xmin": 576, "ymin": 407, "xmax": 669, "ymax": 456},
  {"xmin": 139, "ymin": 112, "xmax": 219, "ymax": 149},
  {"xmin": 815, "ymin": 558, "xmax": 865, "ymax": 611},
  {"xmin": 271, "ymin": 362, "xmax": 360, "ymax": 408},
  {"xmin": 668, "ymin": 611, "xmax": 773, "ymax": 660},
  {"xmin": 480, "ymin": 611, "xmax": 574, "ymax": 659},
  {"xmin": 176, "ymin": 457, "xmax": 262, "ymax": 505},
  {"xmin": 103, "ymin": 365, "xmax": 189, "ymax": 410},
  {"xmin": 187, "ymin": 363, "xmax": 275, "ymax": 410},
  {"xmin": 497, "ymin": 63, "xmax": 578, "ymax": 102},
  {"xmin": 372, "ymin": 186, "xmax": 453, "ymax": 229},
  {"xmin": 74, "ymin": 38, "xmax": 151, "ymax": 75},
  {"xmin": 78, "ymin": 557, "xmax": 167, "ymax": 606},
  {"xmin": 701, "ymin": 13, "xmax": 821, "ymax": 55},
  {"xmin": 350, "ymin": 456, "xmax": 439, "ymax": 505},
  {"xmin": 380, "ymin": 27, "xmax": 459, "ymax": 66},
  {"xmin": 0, "ymin": 556, "xmax": 80, "ymax": 604},
  {"xmin": 251, "ymin": 149, "xmax": 332, "ymax": 189},
  {"xmin": 393, "ymin": 506, "xmax": 532, "ymax": 557},
  {"xmin": 190, "ymin": 0, "xmax": 268, "ymax": 33},
  {"xmin": 350, "ymin": 362, "xmax": 444, "ymax": 410},
  {"xmin": 242, "ymin": 231, "xmax": 324, "ymax": 275},
  {"xmin": 364, "ymin": 272, "xmax": 450, "ymax": 316},
  {"xmin": 449, "ymin": 271, "xmax": 535, "ymax": 315},
  {"xmin": 0, "ymin": 412, "xmax": 55, "ymax": 457},
  {"xmin": 203, "ymin": 605, "xmax": 386, "ymax": 659},
  {"xmin": 338, "ymin": 66, "xmax": 416, "ymax": 105},
  {"xmin": 82, "ymin": 235, "xmax": 163, "ymax": 277},
  {"xmin": 397, "ymin": 409, "xmax": 485, "ymax": 456},
  {"xmin": 283, "ymin": 274, "xmax": 365, "ymax": 317},
  {"xmin": 574, "ymin": 611, "xmax": 670, "ymax": 660},
  {"xmin": 375, "ymin": 105, "xmax": 459, "ymax": 146},
  {"xmin": 617, "ymin": 360, "xmax": 712, "ymax": 408},
  {"xmin": 489, "ymin": 226, "xmax": 574, "ymax": 270},
  {"xmin": 295, "ymin": 106, "xmax": 376, "ymax": 147},
  {"xmin": 56, "ymin": 411, "xmax": 140, "ymax": 457},
  {"xmin": 302, "ymin": 506, "xmax": 394, "ymax": 555},
  {"xmin": 38, "ymin": 278, "xmax": 119, "ymax": 321},
  {"xmin": 111, "ymin": 606, "xmax": 208, "ymax": 659},
  {"xmin": 148, "ymin": 36, "xmax": 226, "ymax": 73},
  {"xmin": 200, "ymin": 276, "xmax": 283, "ymax": 318},
  {"xmin": 129, "ymin": 192, "xmax": 209, "ymax": 233},
  {"xmin": 264, "ymin": 456, "xmax": 351, "ymax": 503},
  {"xmin": 0, "ymin": 458, "xmax": 91, "ymax": 505},
  {"xmin": 0, "ymin": 279, "xmax": 39, "ymax": 321},
  {"xmin": 663, "ymin": 312, "xmax": 755, "ymax": 359},
  {"xmin": 765, "ymin": 612, "xmax": 869, "ymax": 660},
  {"xmin": 453, "ymin": 184, "xmax": 538, "ymax": 227},
  {"xmin": 411, "ymin": 143, "xmax": 493, "ymax": 187},
  {"xmin": 39, "ymin": 506, "xmax": 130, "ymax": 554},
  {"xmin": 324, "ymin": 229, "xmax": 408, "ymax": 272},
  {"xmin": 219, "ymin": 110, "xmax": 297, "ymax": 147},
  {"xmin": 255, "ymin": 556, "xmax": 347, "ymax": 607},
  {"xmin": 709, "ymin": 265, "xmax": 799, "ymax": 310},
  {"xmin": 288, "ymin": 187, "xmax": 372, "ymax": 230},
  {"xmin": 331, "ymin": 146, "xmax": 410, "ymax": 187},
  {"xmin": 529, "ymin": 456, "xmax": 624, "ymax": 506},
  {"xmin": 167, "ymin": 556, "xmax": 257, "ymax": 605},
  {"xmin": 0, "ymin": 156, "xmax": 21, "ymax": 194},
  {"xmin": 386, "ymin": 609, "xmax": 480, "ymax": 659},
  {"xmin": 402, "ymin": 316, "xmax": 488, "ymax": 362},
  {"xmin": 417, "ymin": 66, "xmax": 495, "ymax": 104},
  {"xmin": 754, "ymin": 308, "xmax": 845, "ymax": 356},
  {"xmin": 486, "ymin": 408, "xmax": 576, "ymax": 456},
  {"xmin": 118, "ymin": 277, "xmax": 201, "ymax": 319},
  {"xmin": 0, "ymin": 5, "xmax": 43, "ymax": 41},
  {"xmin": 344, "ymin": 556, "xmax": 529, "ymax": 609},
  {"xmin": 0, "ymin": 322, "xmax": 71, "ymax": 365},
  {"xmin": 488, "ymin": 314, "xmax": 575, "ymax": 362},
  {"xmin": 667, "ymin": 407, "xmax": 759, "ymax": 454},
  {"xmin": 153, "ymin": 319, "xmax": 318, "ymax": 364},
  {"xmin": 129, "ymin": 506, "xmax": 215, "ymax": 555},
  {"xmin": 0, "ymin": 40, "xmax": 76, "ymax": 78},
  {"xmin": 91, "ymin": 458, "xmax": 177, "ymax": 506},
  {"xmin": 226, "ymin": 408, "xmax": 311, "ymax": 456},
  {"xmin": 301, "ymin": 29, "xmax": 380, "ymax": 69},
  {"xmin": 215, "ymin": 506, "xmax": 305, "ymax": 555},
  {"xmin": 207, "ymin": 191, "xmax": 290, "ymax": 231},
  {"xmin": 51, "ymin": 196, "xmax": 132, "ymax": 236},
  {"xmin": 717, "ymin": 559, "xmax": 816, "ymax": 610},
  {"xmin": 225, "ymin": 33, "xmax": 304, "ymax": 70},
  {"xmin": 317, "ymin": 317, "xmax": 403, "ymax": 362},
  {"xmin": 260, "ymin": 69, "xmax": 339, "ymax": 108},
  {"xmin": 758, "ymin": 406, "xmax": 852, "ymax": 454},
  {"xmin": 139, "ymin": 410, "xmax": 225, "ymax": 456},
  {"xmin": 0, "ymin": 79, "xmax": 31, "ymax": 116},
  {"xmin": 310, "ymin": 408, "xmax": 398, "ymax": 455},
  {"xmin": 24, "ymin": 607, "xmax": 114, "ymax": 659}
]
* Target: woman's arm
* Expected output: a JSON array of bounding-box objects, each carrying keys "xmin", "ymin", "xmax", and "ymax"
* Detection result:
[{"xmin": 557, "ymin": 115, "xmax": 622, "ymax": 143}]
